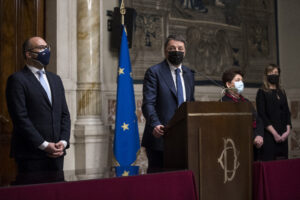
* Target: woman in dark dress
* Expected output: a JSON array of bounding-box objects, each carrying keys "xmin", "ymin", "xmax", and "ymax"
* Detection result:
[
  {"xmin": 221, "ymin": 68, "xmax": 264, "ymax": 161},
  {"xmin": 256, "ymin": 64, "xmax": 292, "ymax": 161}
]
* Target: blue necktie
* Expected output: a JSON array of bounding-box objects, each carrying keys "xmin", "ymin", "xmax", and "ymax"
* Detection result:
[
  {"xmin": 175, "ymin": 68, "xmax": 184, "ymax": 107},
  {"xmin": 37, "ymin": 70, "xmax": 52, "ymax": 103}
]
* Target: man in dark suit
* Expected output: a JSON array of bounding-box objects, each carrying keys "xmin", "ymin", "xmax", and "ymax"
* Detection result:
[
  {"xmin": 6, "ymin": 36, "xmax": 71, "ymax": 184},
  {"xmin": 142, "ymin": 35, "xmax": 195, "ymax": 173}
]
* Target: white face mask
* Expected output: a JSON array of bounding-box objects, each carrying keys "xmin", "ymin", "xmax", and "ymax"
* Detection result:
[{"xmin": 234, "ymin": 81, "xmax": 244, "ymax": 94}]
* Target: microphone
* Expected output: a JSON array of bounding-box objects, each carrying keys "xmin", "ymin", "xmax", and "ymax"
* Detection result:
[
  {"xmin": 220, "ymin": 88, "xmax": 239, "ymax": 102},
  {"xmin": 193, "ymin": 70, "xmax": 224, "ymax": 88},
  {"xmin": 193, "ymin": 70, "xmax": 238, "ymax": 102}
]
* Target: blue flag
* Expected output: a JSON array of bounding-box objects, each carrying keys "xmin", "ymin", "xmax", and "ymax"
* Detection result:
[{"xmin": 113, "ymin": 26, "xmax": 140, "ymax": 177}]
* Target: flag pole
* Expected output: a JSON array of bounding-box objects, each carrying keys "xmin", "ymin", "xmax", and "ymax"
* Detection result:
[{"xmin": 120, "ymin": 0, "xmax": 126, "ymax": 26}]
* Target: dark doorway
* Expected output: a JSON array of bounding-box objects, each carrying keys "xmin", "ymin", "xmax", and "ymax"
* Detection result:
[{"xmin": 0, "ymin": 0, "xmax": 45, "ymax": 186}]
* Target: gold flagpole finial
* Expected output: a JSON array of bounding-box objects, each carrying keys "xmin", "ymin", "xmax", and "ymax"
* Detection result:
[{"xmin": 120, "ymin": 0, "xmax": 126, "ymax": 26}]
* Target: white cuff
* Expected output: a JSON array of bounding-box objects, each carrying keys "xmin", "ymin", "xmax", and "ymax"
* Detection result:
[
  {"xmin": 38, "ymin": 141, "xmax": 49, "ymax": 150},
  {"xmin": 60, "ymin": 140, "xmax": 67, "ymax": 148}
]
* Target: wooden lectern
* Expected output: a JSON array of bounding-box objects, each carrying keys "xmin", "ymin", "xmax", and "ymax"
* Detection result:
[{"xmin": 164, "ymin": 102, "xmax": 253, "ymax": 200}]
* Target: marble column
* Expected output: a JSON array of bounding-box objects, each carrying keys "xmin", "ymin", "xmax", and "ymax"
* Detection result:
[{"xmin": 75, "ymin": 0, "xmax": 109, "ymax": 180}]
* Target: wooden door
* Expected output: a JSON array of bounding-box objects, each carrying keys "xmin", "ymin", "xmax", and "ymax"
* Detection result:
[{"xmin": 0, "ymin": 0, "xmax": 44, "ymax": 186}]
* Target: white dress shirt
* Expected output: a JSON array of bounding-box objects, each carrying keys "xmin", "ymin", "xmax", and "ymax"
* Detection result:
[
  {"xmin": 167, "ymin": 61, "xmax": 187, "ymax": 102},
  {"xmin": 27, "ymin": 65, "xmax": 51, "ymax": 95},
  {"xmin": 27, "ymin": 65, "xmax": 67, "ymax": 150}
]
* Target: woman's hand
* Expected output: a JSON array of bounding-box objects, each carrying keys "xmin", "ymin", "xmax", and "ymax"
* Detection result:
[
  {"xmin": 273, "ymin": 133, "xmax": 282, "ymax": 143},
  {"xmin": 281, "ymin": 125, "xmax": 291, "ymax": 141},
  {"xmin": 267, "ymin": 125, "xmax": 282, "ymax": 143},
  {"xmin": 254, "ymin": 135, "xmax": 264, "ymax": 148}
]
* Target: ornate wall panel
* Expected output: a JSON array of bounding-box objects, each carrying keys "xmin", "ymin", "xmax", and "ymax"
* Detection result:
[{"xmin": 126, "ymin": 0, "xmax": 277, "ymax": 85}]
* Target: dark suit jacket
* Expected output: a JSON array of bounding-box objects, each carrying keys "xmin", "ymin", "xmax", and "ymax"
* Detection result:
[
  {"xmin": 141, "ymin": 60, "xmax": 195, "ymax": 151},
  {"xmin": 6, "ymin": 66, "xmax": 71, "ymax": 161}
]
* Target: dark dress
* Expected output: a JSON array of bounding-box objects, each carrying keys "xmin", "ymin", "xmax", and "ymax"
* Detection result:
[
  {"xmin": 221, "ymin": 92, "xmax": 264, "ymax": 161},
  {"xmin": 256, "ymin": 88, "xmax": 292, "ymax": 161}
]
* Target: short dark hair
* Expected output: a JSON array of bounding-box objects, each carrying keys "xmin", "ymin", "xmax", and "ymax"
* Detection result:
[
  {"xmin": 22, "ymin": 37, "xmax": 33, "ymax": 59},
  {"xmin": 164, "ymin": 34, "xmax": 187, "ymax": 50},
  {"xmin": 222, "ymin": 68, "xmax": 244, "ymax": 88}
]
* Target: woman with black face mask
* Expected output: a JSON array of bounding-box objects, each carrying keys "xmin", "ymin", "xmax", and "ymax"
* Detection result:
[{"xmin": 256, "ymin": 64, "xmax": 292, "ymax": 161}]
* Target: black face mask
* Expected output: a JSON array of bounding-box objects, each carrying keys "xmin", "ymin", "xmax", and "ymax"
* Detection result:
[
  {"xmin": 267, "ymin": 74, "xmax": 279, "ymax": 85},
  {"xmin": 167, "ymin": 51, "xmax": 184, "ymax": 66}
]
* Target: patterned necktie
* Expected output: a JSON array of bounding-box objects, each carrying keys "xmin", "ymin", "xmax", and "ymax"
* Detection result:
[
  {"xmin": 175, "ymin": 68, "xmax": 184, "ymax": 107},
  {"xmin": 37, "ymin": 70, "xmax": 52, "ymax": 103}
]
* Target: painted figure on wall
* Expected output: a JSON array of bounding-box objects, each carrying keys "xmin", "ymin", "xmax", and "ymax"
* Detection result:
[{"xmin": 186, "ymin": 27, "xmax": 235, "ymax": 76}]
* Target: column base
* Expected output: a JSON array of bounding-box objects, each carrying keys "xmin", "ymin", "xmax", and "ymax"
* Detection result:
[{"xmin": 74, "ymin": 116, "xmax": 111, "ymax": 179}]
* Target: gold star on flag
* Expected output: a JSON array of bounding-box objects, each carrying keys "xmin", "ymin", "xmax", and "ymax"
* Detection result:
[
  {"xmin": 121, "ymin": 122, "xmax": 129, "ymax": 131},
  {"xmin": 122, "ymin": 170, "xmax": 129, "ymax": 176},
  {"xmin": 119, "ymin": 68, "xmax": 125, "ymax": 75}
]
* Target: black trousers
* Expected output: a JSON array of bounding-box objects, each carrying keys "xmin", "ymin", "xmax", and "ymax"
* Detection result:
[
  {"xmin": 13, "ymin": 156, "xmax": 65, "ymax": 185},
  {"xmin": 146, "ymin": 148, "xmax": 164, "ymax": 173}
]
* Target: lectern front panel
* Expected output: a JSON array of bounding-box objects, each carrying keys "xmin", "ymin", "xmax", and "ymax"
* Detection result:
[
  {"xmin": 194, "ymin": 113, "xmax": 252, "ymax": 200},
  {"xmin": 164, "ymin": 102, "xmax": 253, "ymax": 200}
]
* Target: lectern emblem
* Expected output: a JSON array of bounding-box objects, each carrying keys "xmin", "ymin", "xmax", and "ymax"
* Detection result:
[{"xmin": 217, "ymin": 138, "xmax": 240, "ymax": 183}]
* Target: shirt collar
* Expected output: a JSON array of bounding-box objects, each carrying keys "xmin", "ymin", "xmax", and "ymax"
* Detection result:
[
  {"xmin": 167, "ymin": 60, "xmax": 182, "ymax": 72},
  {"xmin": 27, "ymin": 65, "xmax": 45, "ymax": 74}
]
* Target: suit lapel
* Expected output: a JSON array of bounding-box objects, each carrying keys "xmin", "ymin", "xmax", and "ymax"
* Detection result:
[
  {"xmin": 23, "ymin": 66, "xmax": 52, "ymax": 107},
  {"xmin": 160, "ymin": 61, "xmax": 177, "ymax": 98}
]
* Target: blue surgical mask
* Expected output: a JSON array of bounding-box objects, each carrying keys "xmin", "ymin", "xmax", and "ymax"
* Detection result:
[
  {"xmin": 34, "ymin": 48, "xmax": 51, "ymax": 66},
  {"xmin": 234, "ymin": 81, "xmax": 244, "ymax": 94}
]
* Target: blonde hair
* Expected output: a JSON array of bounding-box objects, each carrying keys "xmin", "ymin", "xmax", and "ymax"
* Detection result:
[{"xmin": 262, "ymin": 64, "xmax": 283, "ymax": 92}]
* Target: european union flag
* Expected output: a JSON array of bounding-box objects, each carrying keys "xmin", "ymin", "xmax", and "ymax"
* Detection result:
[{"xmin": 113, "ymin": 26, "xmax": 140, "ymax": 177}]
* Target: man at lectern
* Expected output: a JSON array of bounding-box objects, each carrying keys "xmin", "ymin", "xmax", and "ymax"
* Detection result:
[
  {"xmin": 220, "ymin": 68, "xmax": 264, "ymax": 161},
  {"xmin": 141, "ymin": 35, "xmax": 195, "ymax": 173}
]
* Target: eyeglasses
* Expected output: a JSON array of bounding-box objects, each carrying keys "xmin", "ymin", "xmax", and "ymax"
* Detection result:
[{"xmin": 27, "ymin": 44, "xmax": 51, "ymax": 52}]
